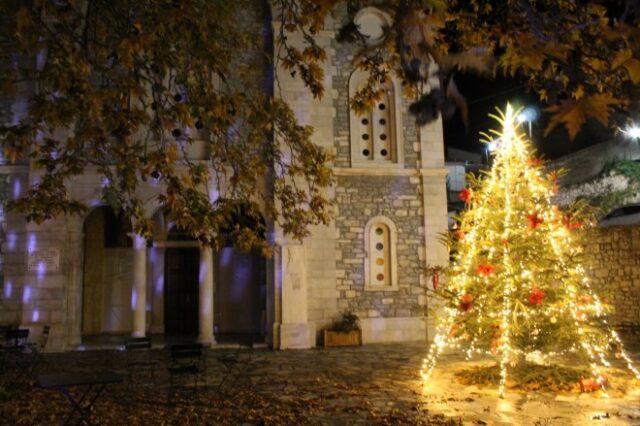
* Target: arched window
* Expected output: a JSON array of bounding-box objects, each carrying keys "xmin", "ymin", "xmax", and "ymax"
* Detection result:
[
  {"xmin": 349, "ymin": 70, "xmax": 404, "ymax": 168},
  {"xmin": 364, "ymin": 216, "xmax": 398, "ymax": 290}
]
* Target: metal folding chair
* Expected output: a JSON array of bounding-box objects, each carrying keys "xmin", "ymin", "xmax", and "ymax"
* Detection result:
[
  {"xmin": 214, "ymin": 339, "xmax": 254, "ymax": 392},
  {"xmin": 124, "ymin": 336, "xmax": 157, "ymax": 386},
  {"xmin": 168, "ymin": 343, "xmax": 205, "ymax": 390}
]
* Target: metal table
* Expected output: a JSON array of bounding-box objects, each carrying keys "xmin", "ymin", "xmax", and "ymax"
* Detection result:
[{"xmin": 38, "ymin": 370, "xmax": 122, "ymax": 425}]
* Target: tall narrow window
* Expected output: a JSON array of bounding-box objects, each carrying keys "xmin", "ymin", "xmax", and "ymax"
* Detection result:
[
  {"xmin": 349, "ymin": 70, "xmax": 404, "ymax": 168},
  {"xmin": 364, "ymin": 217, "xmax": 398, "ymax": 290}
]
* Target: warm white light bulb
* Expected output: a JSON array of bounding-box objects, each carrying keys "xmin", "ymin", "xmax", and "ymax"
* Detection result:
[{"xmin": 622, "ymin": 125, "xmax": 640, "ymax": 139}]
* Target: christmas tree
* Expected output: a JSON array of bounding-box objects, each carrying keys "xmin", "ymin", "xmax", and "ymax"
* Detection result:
[{"xmin": 421, "ymin": 104, "xmax": 640, "ymax": 396}]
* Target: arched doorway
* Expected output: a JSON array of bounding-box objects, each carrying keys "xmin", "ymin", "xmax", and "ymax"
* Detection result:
[
  {"xmin": 82, "ymin": 206, "xmax": 132, "ymax": 335},
  {"xmin": 215, "ymin": 205, "xmax": 267, "ymax": 343},
  {"xmin": 164, "ymin": 226, "xmax": 199, "ymax": 337}
]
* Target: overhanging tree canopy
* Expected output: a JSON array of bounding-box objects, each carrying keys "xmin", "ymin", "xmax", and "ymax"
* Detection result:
[
  {"xmin": 277, "ymin": 0, "xmax": 640, "ymax": 137},
  {"xmin": 1, "ymin": 0, "xmax": 639, "ymax": 249},
  {"xmin": 0, "ymin": 0, "xmax": 333, "ymax": 251}
]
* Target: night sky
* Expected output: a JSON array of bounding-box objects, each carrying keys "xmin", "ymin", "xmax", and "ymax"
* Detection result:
[{"xmin": 442, "ymin": 74, "xmax": 614, "ymax": 160}]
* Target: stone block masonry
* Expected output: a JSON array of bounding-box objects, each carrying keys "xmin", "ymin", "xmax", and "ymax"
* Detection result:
[
  {"xmin": 335, "ymin": 175, "xmax": 425, "ymax": 321},
  {"xmin": 331, "ymin": 38, "xmax": 420, "ymax": 170},
  {"xmin": 585, "ymin": 225, "xmax": 640, "ymax": 331}
]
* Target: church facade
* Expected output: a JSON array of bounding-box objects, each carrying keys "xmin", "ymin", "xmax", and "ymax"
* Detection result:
[{"xmin": 0, "ymin": 7, "xmax": 448, "ymax": 351}]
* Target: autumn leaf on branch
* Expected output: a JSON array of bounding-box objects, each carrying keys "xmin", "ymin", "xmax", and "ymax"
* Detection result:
[
  {"xmin": 439, "ymin": 47, "xmax": 495, "ymax": 76},
  {"xmin": 544, "ymin": 94, "xmax": 627, "ymax": 140},
  {"xmin": 402, "ymin": 7, "xmax": 442, "ymax": 52},
  {"xmin": 0, "ymin": 1, "xmax": 334, "ymax": 250},
  {"xmin": 500, "ymin": 34, "xmax": 569, "ymax": 76},
  {"xmin": 612, "ymin": 49, "xmax": 640, "ymax": 85}
]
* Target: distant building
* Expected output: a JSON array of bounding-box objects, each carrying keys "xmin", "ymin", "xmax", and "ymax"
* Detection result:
[{"xmin": 445, "ymin": 147, "xmax": 486, "ymax": 229}]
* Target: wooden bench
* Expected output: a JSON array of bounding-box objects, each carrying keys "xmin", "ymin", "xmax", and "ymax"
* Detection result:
[{"xmin": 168, "ymin": 343, "xmax": 204, "ymax": 389}]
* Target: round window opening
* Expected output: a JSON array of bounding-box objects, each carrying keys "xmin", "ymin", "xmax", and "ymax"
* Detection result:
[
  {"xmin": 379, "ymin": 118, "xmax": 386, "ymax": 125},
  {"xmin": 380, "ymin": 149, "xmax": 388, "ymax": 156},
  {"xmin": 353, "ymin": 7, "xmax": 392, "ymax": 45},
  {"xmin": 376, "ymin": 258, "xmax": 384, "ymax": 266},
  {"xmin": 361, "ymin": 118, "xmax": 369, "ymax": 125},
  {"xmin": 362, "ymin": 149, "xmax": 370, "ymax": 156},
  {"xmin": 380, "ymin": 134, "xmax": 387, "ymax": 141},
  {"xmin": 376, "ymin": 273, "xmax": 385, "ymax": 281},
  {"xmin": 375, "ymin": 242, "xmax": 384, "ymax": 250},
  {"xmin": 378, "ymin": 103, "xmax": 386, "ymax": 110},
  {"xmin": 362, "ymin": 133, "xmax": 369, "ymax": 140},
  {"xmin": 375, "ymin": 227, "xmax": 383, "ymax": 235}
]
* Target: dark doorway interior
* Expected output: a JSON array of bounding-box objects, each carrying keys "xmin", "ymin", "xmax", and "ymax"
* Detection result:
[
  {"xmin": 82, "ymin": 206, "xmax": 132, "ymax": 335},
  {"xmin": 164, "ymin": 247, "xmax": 200, "ymax": 337}
]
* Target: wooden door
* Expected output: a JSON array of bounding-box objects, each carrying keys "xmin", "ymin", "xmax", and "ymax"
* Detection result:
[
  {"xmin": 164, "ymin": 248, "xmax": 199, "ymax": 336},
  {"xmin": 216, "ymin": 247, "xmax": 266, "ymax": 339}
]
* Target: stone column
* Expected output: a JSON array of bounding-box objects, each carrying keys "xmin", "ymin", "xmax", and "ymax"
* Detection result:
[
  {"xmin": 418, "ymin": 84, "xmax": 450, "ymax": 341},
  {"xmin": 275, "ymin": 241, "xmax": 314, "ymax": 349},
  {"xmin": 131, "ymin": 234, "xmax": 147, "ymax": 337},
  {"xmin": 65, "ymin": 218, "xmax": 85, "ymax": 348},
  {"xmin": 198, "ymin": 244, "xmax": 215, "ymax": 345}
]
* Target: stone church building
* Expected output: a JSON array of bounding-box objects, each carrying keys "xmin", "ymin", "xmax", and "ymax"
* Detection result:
[{"xmin": 0, "ymin": 7, "xmax": 449, "ymax": 351}]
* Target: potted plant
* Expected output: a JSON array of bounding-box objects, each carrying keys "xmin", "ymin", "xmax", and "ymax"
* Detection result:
[{"xmin": 324, "ymin": 311, "xmax": 362, "ymax": 348}]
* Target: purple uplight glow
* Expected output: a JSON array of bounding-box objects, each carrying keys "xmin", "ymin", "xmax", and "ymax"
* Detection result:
[
  {"xmin": 4, "ymin": 281, "xmax": 12, "ymax": 298},
  {"xmin": 131, "ymin": 289, "xmax": 137, "ymax": 310},
  {"xmin": 32, "ymin": 310, "xmax": 39, "ymax": 322},
  {"xmin": 22, "ymin": 285, "xmax": 31, "ymax": 303},
  {"xmin": 27, "ymin": 233, "xmax": 37, "ymax": 253},
  {"xmin": 12, "ymin": 179, "xmax": 21, "ymax": 198},
  {"xmin": 7, "ymin": 232, "xmax": 17, "ymax": 251},
  {"xmin": 133, "ymin": 235, "xmax": 146, "ymax": 250},
  {"xmin": 37, "ymin": 262, "xmax": 46, "ymax": 280},
  {"xmin": 220, "ymin": 248, "xmax": 232, "ymax": 268},
  {"xmin": 199, "ymin": 260, "xmax": 206, "ymax": 283},
  {"xmin": 155, "ymin": 275, "xmax": 164, "ymax": 294}
]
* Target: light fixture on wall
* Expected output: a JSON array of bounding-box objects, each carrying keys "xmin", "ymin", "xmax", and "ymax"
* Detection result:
[
  {"xmin": 516, "ymin": 106, "xmax": 539, "ymax": 137},
  {"xmin": 621, "ymin": 124, "xmax": 640, "ymax": 140}
]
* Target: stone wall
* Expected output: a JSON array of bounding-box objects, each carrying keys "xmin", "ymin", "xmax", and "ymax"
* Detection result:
[
  {"xmin": 335, "ymin": 176, "xmax": 425, "ymax": 319},
  {"xmin": 0, "ymin": 173, "xmax": 28, "ymax": 327},
  {"xmin": 332, "ymin": 38, "xmax": 421, "ymax": 170},
  {"xmin": 549, "ymin": 139, "xmax": 640, "ymax": 186},
  {"xmin": 585, "ymin": 225, "xmax": 640, "ymax": 330},
  {"xmin": 329, "ymin": 7, "xmax": 448, "ymax": 344}
]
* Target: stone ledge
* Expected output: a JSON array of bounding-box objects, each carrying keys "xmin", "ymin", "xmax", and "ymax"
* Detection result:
[
  {"xmin": 277, "ymin": 322, "xmax": 316, "ymax": 350},
  {"xmin": 360, "ymin": 316, "xmax": 426, "ymax": 344},
  {"xmin": 333, "ymin": 167, "xmax": 448, "ymax": 177}
]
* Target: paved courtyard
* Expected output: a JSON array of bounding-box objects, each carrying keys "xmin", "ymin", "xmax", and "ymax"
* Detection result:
[{"xmin": 1, "ymin": 342, "xmax": 639, "ymax": 425}]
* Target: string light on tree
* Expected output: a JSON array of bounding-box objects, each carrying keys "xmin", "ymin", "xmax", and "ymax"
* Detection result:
[{"xmin": 421, "ymin": 104, "xmax": 640, "ymax": 397}]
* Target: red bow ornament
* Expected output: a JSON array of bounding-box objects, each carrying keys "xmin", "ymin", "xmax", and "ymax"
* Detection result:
[
  {"xmin": 528, "ymin": 287, "xmax": 546, "ymax": 305},
  {"xmin": 458, "ymin": 188, "xmax": 472, "ymax": 203}
]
